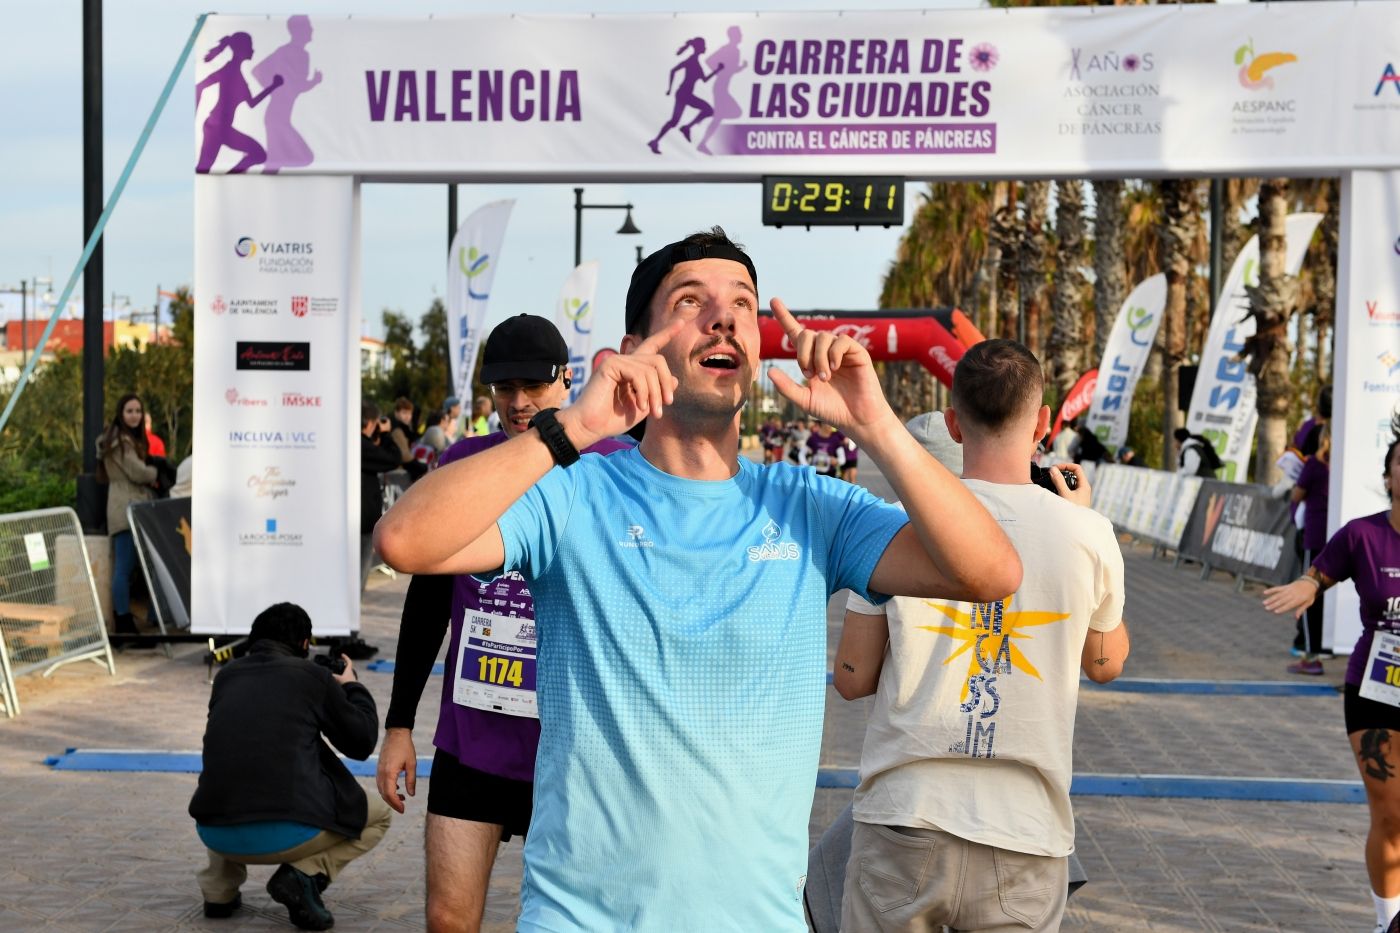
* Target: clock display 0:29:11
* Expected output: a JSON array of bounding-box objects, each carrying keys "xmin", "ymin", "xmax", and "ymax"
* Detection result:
[{"xmin": 761, "ymin": 176, "xmax": 904, "ymax": 227}]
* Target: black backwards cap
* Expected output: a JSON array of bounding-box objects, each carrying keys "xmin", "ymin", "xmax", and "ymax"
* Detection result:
[{"xmin": 624, "ymin": 233, "xmax": 758, "ymax": 336}]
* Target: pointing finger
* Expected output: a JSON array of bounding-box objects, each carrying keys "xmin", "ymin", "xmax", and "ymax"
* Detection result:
[
  {"xmin": 632, "ymin": 318, "xmax": 687, "ymax": 356},
  {"xmin": 771, "ymin": 297, "xmax": 804, "ymax": 339}
]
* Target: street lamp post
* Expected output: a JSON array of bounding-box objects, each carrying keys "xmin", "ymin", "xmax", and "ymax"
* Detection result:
[{"xmin": 573, "ymin": 187, "xmax": 641, "ymax": 268}]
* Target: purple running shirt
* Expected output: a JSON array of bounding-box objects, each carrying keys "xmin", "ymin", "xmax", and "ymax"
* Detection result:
[
  {"xmin": 432, "ymin": 432, "xmax": 628, "ymax": 781},
  {"xmin": 1311, "ymin": 512, "xmax": 1400, "ymax": 686}
]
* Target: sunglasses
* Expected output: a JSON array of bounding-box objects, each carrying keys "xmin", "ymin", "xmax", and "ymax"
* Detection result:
[{"xmin": 488, "ymin": 377, "xmax": 559, "ymax": 400}]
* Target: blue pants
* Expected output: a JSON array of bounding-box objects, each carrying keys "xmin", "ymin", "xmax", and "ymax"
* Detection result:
[{"xmin": 111, "ymin": 531, "xmax": 136, "ymax": 616}]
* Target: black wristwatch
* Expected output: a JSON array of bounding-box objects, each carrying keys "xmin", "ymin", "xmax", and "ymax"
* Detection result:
[{"xmin": 529, "ymin": 408, "xmax": 581, "ymax": 467}]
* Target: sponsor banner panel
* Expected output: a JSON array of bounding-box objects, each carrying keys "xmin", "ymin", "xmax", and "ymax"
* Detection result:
[
  {"xmin": 1185, "ymin": 214, "xmax": 1322, "ymax": 482},
  {"xmin": 447, "ymin": 201, "xmax": 514, "ymax": 402},
  {"xmin": 1177, "ymin": 480, "xmax": 1301, "ymax": 586},
  {"xmin": 128, "ymin": 498, "xmax": 193, "ymax": 631},
  {"xmin": 1086, "ymin": 274, "xmax": 1166, "ymax": 455},
  {"xmin": 195, "ymin": 6, "xmax": 1400, "ymax": 180},
  {"xmin": 1328, "ymin": 171, "xmax": 1400, "ymax": 653},
  {"xmin": 555, "ymin": 261, "xmax": 599, "ymax": 405},
  {"xmin": 192, "ymin": 175, "xmax": 358, "ymax": 635}
]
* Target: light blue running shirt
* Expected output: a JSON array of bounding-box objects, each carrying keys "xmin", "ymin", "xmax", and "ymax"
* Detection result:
[{"xmin": 498, "ymin": 446, "xmax": 908, "ymax": 931}]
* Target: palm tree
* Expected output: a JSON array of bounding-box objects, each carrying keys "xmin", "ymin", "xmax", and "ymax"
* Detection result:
[
  {"xmin": 1018, "ymin": 181, "xmax": 1051, "ymax": 356},
  {"xmin": 1158, "ymin": 178, "xmax": 1201, "ymax": 465},
  {"xmin": 1046, "ymin": 179, "xmax": 1087, "ymax": 402},
  {"xmin": 1242, "ymin": 178, "xmax": 1301, "ymax": 483},
  {"xmin": 1091, "ymin": 179, "xmax": 1127, "ymax": 363},
  {"xmin": 992, "ymin": 183, "xmax": 1022, "ymax": 341}
]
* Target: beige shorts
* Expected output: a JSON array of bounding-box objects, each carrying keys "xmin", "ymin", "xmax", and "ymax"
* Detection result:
[{"xmin": 840, "ymin": 821, "xmax": 1068, "ymax": 932}]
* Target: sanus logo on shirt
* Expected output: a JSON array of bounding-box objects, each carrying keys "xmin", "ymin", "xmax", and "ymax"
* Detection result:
[{"xmin": 748, "ymin": 520, "xmax": 801, "ymax": 562}]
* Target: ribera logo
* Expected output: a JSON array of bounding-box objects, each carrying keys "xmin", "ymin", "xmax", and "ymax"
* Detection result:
[
  {"xmin": 225, "ymin": 387, "xmax": 269, "ymax": 408},
  {"xmin": 236, "ymin": 341, "xmax": 311, "ymax": 371}
]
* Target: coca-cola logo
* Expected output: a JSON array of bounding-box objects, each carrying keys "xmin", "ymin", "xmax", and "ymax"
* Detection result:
[
  {"xmin": 1062, "ymin": 373, "xmax": 1099, "ymax": 421},
  {"xmin": 780, "ymin": 323, "xmax": 876, "ymax": 353},
  {"xmin": 235, "ymin": 341, "xmax": 311, "ymax": 371},
  {"xmin": 929, "ymin": 345, "xmax": 958, "ymax": 374}
]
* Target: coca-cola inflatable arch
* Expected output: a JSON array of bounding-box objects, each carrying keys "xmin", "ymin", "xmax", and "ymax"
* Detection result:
[{"xmin": 757, "ymin": 307, "xmax": 985, "ymax": 387}]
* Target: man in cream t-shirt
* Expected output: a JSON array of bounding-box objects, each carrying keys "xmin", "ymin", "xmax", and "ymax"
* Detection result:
[{"xmin": 835, "ymin": 339, "xmax": 1131, "ymax": 932}]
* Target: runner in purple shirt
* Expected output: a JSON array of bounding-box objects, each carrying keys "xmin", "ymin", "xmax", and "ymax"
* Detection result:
[
  {"xmin": 374, "ymin": 315, "xmax": 625, "ymax": 932},
  {"xmin": 801, "ymin": 422, "xmax": 847, "ymax": 477},
  {"xmin": 1287, "ymin": 429, "xmax": 1331, "ymax": 674},
  {"xmin": 1264, "ymin": 424, "xmax": 1400, "ymax": 931}
]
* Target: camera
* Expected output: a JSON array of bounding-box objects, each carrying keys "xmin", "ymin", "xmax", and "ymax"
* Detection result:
[
  {"xmin": 1030, "ymin": 463, "xmax": 1079, "ymax": 496},
  {"xmin": 312, "ymin": 652, "xmax": 347, "ymax": 675}
]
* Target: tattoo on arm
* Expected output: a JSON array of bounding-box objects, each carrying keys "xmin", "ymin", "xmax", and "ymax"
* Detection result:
[
  {"xmin": 1360, "ymin": 729, "xmax": 1395, "ymax": 782},
  {"xmin": 841, "ymin": 662, "xmax": 856, "ymax": 673},
  {"xmin": 1093, "ymin": 631, "xmax": 1108, "ymax": 667}
]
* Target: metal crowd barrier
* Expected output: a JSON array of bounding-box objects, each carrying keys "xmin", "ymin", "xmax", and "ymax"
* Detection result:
[{"xmin": 0, "ymin": 507, "xmax": 116, "ymax": 717}]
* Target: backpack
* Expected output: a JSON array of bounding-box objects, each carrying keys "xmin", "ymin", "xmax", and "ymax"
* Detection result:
[{"xmin": 1192, "ymin": 435, "xmax": 1223, "ymax": 476}]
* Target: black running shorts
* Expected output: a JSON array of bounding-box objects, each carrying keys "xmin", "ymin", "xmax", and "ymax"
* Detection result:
[
  {"xmin": 426, "ymin": 748, "xmax": 533, "ymax": 842},
  {"xmin": 1344, "ymin": 683, "xmax": 1400, "ymax": 735}
]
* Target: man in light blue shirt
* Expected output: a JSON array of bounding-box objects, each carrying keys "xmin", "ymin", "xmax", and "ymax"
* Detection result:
[{"xmin": 377, "ymin": 228, "xmax": 1022, "ymax": 930}]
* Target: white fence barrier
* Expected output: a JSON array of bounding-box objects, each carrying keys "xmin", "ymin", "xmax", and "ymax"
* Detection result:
[
  {"xmin": 1090, "ymin": 465, "xmax": 1202, "ymax": 552},
  {"xmin": 0, "ymin": 507, "xmax": 115, "ymax": 717}
]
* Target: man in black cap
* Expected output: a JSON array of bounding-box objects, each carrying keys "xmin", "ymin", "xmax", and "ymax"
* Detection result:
[
  {"xmin": 375, "ymin": 228, "xmax": 1020, "ymax": 931},
  {"xmin": 376, "ymin": 314, "xmax": 628, "ymax": 932}
]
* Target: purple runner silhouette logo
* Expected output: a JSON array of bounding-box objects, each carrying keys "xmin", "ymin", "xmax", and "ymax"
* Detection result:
[
  {"xmin": 648, "ymin": 26, "xmax": 747, "ymax": 155},
  {"xmin": 196, "ymin": 17, "xmax": 321, "ymax": 174}
]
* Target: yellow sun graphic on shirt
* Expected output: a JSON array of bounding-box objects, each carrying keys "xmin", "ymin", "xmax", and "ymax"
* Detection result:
[{"xmin": 917, "ymin": 597, "xmax": 1070, "ymax": 702}]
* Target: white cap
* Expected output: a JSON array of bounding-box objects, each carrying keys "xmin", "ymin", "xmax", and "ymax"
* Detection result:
[{"xmin": 905, "ymin": 411, "xmax": 963, "ymax": 474}]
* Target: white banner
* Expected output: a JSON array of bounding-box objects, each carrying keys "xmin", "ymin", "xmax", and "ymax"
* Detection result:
[
  {"xmin": 1328, "ymin": 171, "xmax": 1400, "ymax": 654},
  {"xmin": 447, "ymin": 201, "xmax": 515, "ymax": 401},
  {"xmin": 192, "ymin": 175, "xmax": 359, "ymax": 636},
  {"xmin": 1085, "ymin": 274, "xmax": 1166, "ymax": 455},
  {"xmin": 555, "ymin": 261, "xmax": 599, "ymax": 406},
  {"xmin": 1185, "ymin": 213, "xmax": 1323, "ymax": 482},
  {"xmin": 194, "ymin": 6, "xmax": 1400, "ymax": 180}
]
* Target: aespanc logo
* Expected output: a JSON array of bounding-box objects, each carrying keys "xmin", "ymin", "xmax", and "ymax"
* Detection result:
[
  {"xmin": 460, "ymin": 246, "xmax": 492, "ymax": 300},
  {"xmin": 235, "ymin": 237, "xmax": 258, "ymax": 258},
  {"xmin": 1234, "ymin": 39, "xmax": 1297, "ymax": 90}
]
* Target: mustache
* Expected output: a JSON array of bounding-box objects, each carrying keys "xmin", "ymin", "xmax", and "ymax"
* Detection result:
[{"xmin": 692, "ymin": 336, "xmax": 747, "ymax": 362}]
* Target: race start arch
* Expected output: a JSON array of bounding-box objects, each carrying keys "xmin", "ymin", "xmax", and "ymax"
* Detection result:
[{"xmin": 192, "ymin": 4, "xmax": 1400, "ymax": 645}]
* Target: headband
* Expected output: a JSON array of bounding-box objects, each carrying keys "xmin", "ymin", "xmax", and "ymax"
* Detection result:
[{"xmin": 624, "ymin": 241, "xmax": 758, "ymax": 335}]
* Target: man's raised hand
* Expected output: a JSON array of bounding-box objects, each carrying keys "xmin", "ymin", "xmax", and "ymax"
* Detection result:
[
  {"xmin": 558, "ymin": 319, "xmax": 684, "ymax": 447},
  {"xmin": 766, "ymin": 298, "xmax": 892, "ymax": 439}
]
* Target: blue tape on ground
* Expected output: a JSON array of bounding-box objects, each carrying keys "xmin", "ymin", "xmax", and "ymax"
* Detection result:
[
  {"xmin": 48, "ymin": 752, "xmax": 1363, "ymax": 803},
  {"xmin": 1081, "ymin": 678, "xmax": 1337, "ymax": 697},
  {"xmin": 365, "ymin": 660, "xmax": 445, "ymax": 675},
  {"xmin": 46, "ymin": 750, "xmax": 435, "ymax": 779},
  {"xmin": 816, "ymin": 768, "xmax": 1363, "ymax": 803}
]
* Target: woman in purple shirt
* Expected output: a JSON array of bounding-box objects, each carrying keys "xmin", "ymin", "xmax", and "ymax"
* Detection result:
[
  {"xmin": 1288, "ymin": 426, "xmax": 1331, "ymax": 674},
  {"xmin": 1264, "ymin": 425, "xmax": 1400, "ymax": 932}
]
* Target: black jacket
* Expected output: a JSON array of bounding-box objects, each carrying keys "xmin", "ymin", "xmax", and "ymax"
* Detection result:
[
  {"xmin": 188, "ymin": 640, "xmax": 379, "ymax": 839},
  {"xmin": 361, "ymin": 433, "xmax": 401, "ymax": 535}
]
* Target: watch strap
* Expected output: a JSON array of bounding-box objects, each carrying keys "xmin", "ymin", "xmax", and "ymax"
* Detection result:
[{"xmin": 529, "ymin": 408, "xmax": 580, "ymax": 467}]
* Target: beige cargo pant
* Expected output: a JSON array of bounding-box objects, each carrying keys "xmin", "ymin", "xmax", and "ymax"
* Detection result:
[
  {"xmin": 841, "ymin": 821, "xmax": 1068, "ymax": 932},
  {"xmin": 196, "ymin": 794, "xmax": 393, "ymax": 904}
]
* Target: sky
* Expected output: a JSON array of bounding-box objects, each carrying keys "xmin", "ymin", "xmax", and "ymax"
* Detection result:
[{"xmin": 0, "ymin": 0, "xmax": 1020, "ymax": 361}]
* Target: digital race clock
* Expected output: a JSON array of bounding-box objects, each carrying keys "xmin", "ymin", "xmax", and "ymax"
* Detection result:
[{"xmin": 761, "ymin": 176, "xmax": 904, "ymax": 228}]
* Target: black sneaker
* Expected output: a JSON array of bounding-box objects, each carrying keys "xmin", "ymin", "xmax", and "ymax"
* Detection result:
[
  {"xmin": 266, "ymin": 864, "xmax": 334, "ymax": 930},
  {"xmin": 202, "ymin": 892, "xmax": 241, "ymax": 918},
  {"xmin": 338, "ymin": 637, "xmax": 379, "ymax": 660}
]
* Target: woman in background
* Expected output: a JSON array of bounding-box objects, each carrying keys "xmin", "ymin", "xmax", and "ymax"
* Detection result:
[{"xmin": 97, "ymin": 394, "xmax": 158, "ymax": 638}]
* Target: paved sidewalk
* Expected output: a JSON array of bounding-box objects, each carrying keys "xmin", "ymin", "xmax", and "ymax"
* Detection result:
[{"xmin": 0, "ymin": 475, "xmax": 1374, "ymax": 931}]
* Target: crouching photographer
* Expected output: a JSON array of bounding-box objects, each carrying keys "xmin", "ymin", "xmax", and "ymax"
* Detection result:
[{"xmin": 188, "ymin": 603, "xmax": 391, "ymax": 930}]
